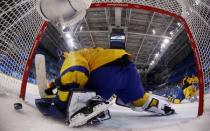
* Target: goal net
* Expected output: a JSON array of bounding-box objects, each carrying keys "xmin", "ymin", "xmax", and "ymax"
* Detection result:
[{"xmin": 0, "ymin": 0, "xmax": 209, "ymax": 116}]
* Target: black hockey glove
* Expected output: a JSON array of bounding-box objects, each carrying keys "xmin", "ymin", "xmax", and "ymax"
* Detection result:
[
  {"xmin": 45, "ymin": 82, "xmax": 56, "ymax": 95},
  {"xmin": 45, "ymin": 87, "xmax": 54, "ymax": 95}
]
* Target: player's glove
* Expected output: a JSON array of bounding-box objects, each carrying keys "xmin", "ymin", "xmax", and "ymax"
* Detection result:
[{"xmin": 45, "ymin": 82, "xmax": 56, "ymax": 95}]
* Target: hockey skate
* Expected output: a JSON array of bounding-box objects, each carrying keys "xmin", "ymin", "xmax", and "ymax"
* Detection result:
[
  {"xmin": 189, "ymin": 96, "xmax": 198, "ymax": 103},
  {"xmin": 66, "ymin": 94, "xmax": 112, "ymax": 127},
  {"xmin": 116, "ymin": 93, "xmax": 175, "ymax": 116},
  {"xmin": 139, "ymin": 94, "xmax": 175, "ymax": 115},
  {"xmin": 69, "ymin": 108, "xmax": 111, "ymax": 127}
]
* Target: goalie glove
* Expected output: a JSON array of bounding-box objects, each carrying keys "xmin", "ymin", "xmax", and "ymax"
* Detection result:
[
  {"xmin": 45, "ymin": 87, "xmax": 54, "ymax": 95},
  {"xmin": 45, "ymin": 77, "xmax": 62, "ymax": 95},
  {"xmin": 45, "ymin": 81, "xmax": 57, "ymax": 95},
  {"xmin": 132, "ymin": 94, "xmax": 175, "ymax": 115}
]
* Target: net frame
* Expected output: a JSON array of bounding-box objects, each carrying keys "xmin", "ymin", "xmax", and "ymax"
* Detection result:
[
  {"xmin": 0, "ymin": 0, "xmax": 209, "ymax": 117},
  {"xmin": 19, "ymin": 21, "xmax": 48, "ymax": 100}
]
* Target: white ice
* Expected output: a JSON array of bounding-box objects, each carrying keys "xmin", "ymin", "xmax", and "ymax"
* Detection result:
[{"xmin": 0, "ymin": 74, "xmax": 209, "ymax": 131}]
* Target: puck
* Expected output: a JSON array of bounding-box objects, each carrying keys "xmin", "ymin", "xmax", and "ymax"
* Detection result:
[{"xmin": 14, "ymin": 103, "xmax": 22, "ymax": 110}]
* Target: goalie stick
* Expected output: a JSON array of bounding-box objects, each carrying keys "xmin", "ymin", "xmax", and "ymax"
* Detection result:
[{"xmin": 35, "ymin": 54, "xmax": 48, "ymax": 98}]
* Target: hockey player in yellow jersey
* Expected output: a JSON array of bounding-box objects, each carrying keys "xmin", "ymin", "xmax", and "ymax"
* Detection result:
[
  {"xmin": 168, "ymin": 74, "xmax": 198, "ymax": 104},
  {"xmin": 35, "ymin": 47, "xmax": 175, "ymax": 126},
  {"xmin": 191, "ymin": 74, "xmax": 199, "ymax": 89}
]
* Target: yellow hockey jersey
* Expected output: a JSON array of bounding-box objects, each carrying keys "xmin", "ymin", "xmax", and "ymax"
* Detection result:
[{"xmin": 57, "ymin": 48, "xmax": 130, "ymax": 102}]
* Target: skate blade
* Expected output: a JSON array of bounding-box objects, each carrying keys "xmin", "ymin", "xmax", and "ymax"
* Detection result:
[
  {"xmin": 69, "ymin": 103, "xmax": 111, "ymax": 127},
  {"xmin": 164, "ymin": 109, "xmax": 176, "ymax": 116}
]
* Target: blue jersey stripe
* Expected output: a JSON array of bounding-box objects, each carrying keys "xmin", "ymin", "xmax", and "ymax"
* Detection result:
[{"xmin": 60, "ymin": 66, "xmax": 89, "ymax": 78}]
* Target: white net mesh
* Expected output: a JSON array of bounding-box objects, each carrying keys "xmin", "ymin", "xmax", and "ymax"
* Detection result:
[
  {"xmin": 0, "ymin": 0, "xmax": 209, "ymax": 112},
  {"xmin": 183, "ymin": 0, "xmax": 210, "ymax": 91},
  {"xmin": 0, "ymin": 0, "xmax": 44, "ymax": 90}
]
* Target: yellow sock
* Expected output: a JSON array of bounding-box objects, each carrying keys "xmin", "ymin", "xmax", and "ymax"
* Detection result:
[
  {"xmin": 132, "ymin": 93, "xmax": 150, "ymax": 107},
  {"xmin": 173, "ymin": 99, "xmax": 181, "ymax": 104}
]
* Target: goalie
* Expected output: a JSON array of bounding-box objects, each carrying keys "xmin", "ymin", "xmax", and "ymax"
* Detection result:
[{"xmin": 35, "ymin": 47, "xmax": 175, "ymax": 127}]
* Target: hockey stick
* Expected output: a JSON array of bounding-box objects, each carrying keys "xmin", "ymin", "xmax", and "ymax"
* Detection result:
[{"xmin": 35, "ymin": 54, "xmax": 48, "ymax": 98}]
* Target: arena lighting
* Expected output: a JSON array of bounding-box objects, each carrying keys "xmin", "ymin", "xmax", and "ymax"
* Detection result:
[
  {"xmin": 155, "ymin": 53, "xmax": 159, "ymax": 58},
  {"xmin": 150, "ymin": 60, "xmax": 155, "ymax": 65},
  {"xmin": 152, "ymin": 29, "xmax": 156, "ymax": 35},
  {"xmin": 163, "ymin": 38, "xmax": 170, "ymax": 44},
  {"xmin": 67, "ymin": 39, "xmax": 75, "ymax": 48},
  {"xmin": 65, "ymin": 33, "xmax": 72, "ymax": 39},
  {"xmin": 161, "ymin": 43, "xmax": 166, "ymax": 50},
  {"xmin": 169, "ymin": 31, "xmax": 174, "ymax": 36},
  {"xmin": 177, "ymin": 22, "xmax": 181, "ymax": 27},
  {"xmin": 62, "ymin": 25, "xmax": 66, "ymax": 30},
  {"xmin": 80, "ymin": 26, "xmax": 83, "ymax": 31}
]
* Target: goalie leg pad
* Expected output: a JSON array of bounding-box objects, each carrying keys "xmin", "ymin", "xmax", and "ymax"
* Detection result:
[
  {"xmin": 66, "ymin": 90, "xmax": 96, "ymax": 118},
  {"xmin": 68, "ymin": 95, "xmax": 111, "ymax": 127}
]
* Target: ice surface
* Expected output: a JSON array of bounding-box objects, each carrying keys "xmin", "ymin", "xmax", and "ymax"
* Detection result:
[{"xmin": 0, "ymin": 75, "xmax": 209, "ymax": 131}]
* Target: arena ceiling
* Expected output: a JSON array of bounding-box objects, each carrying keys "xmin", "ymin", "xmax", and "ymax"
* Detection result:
[{"xmin": 41, "ymin": 7, "xmax": 188, "ymax": 72}]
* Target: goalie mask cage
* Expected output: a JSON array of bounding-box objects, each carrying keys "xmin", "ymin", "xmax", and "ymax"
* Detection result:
[{"xmin": 0, "ymin": 0, "xmax": 209, "ymax": 116}]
